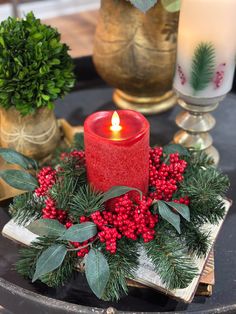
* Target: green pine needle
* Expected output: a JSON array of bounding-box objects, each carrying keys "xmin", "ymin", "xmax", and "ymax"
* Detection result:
[
  {"xmin": 101, "ymin": 239, "xmax": 140, "ymax": 301},
  {"xmin": 73, "ymin": 133, "xmax": 84, "ymax": 151},
  {"xmin": 181, "ymin": 167, "xmax": 229, "ymax": 203},
  {"xmin": 190, "ymin": 42, "xmax": 216, "ymax": 92},
  {"xmin": 181, "ymin": 222, "xmax": 211, "ymax": 258},
  {"xmin": 16, "ymin": 237, "xmax": 76, "ymax": 287},
  {"xmin": 145, "ymin": 226, "xmax": 198, "ymax": 290},
  {"xmin": 9, "ymin": 192, "xmax": 43, "ymax": 226},
  {"xmin": 50, "ymin": 175, "xmax": 80, "ymax": 210},
  {"xmin": 69, "ymin": 185, "xmax": 104, "ymax": 219}
]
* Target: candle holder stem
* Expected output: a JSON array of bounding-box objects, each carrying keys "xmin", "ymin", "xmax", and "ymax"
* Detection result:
[{"xmin": 173, "ymin": 99, "xmax": 219, "ymax": 165}]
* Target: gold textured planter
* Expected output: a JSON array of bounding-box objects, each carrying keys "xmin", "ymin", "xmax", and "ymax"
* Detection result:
[
  {"xmin": 93, "ymin": 0, "xmax": 179, "ymax": 115},
  {"xmin": 0, "ymin": 107, "xmax": 61, "ymax": 160}
]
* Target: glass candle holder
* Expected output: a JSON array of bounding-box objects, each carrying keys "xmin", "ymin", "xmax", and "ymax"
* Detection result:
[{"xmin": 173, "ymin": 0, "xmax": 236, "ymax": 164}]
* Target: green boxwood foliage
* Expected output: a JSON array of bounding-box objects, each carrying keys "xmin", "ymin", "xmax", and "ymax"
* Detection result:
[{"xmin": 0, "ymin": 12, "xmax": 75, "ymax": 115}]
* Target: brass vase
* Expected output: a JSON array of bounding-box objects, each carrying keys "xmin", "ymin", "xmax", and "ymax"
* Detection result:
[
  {"xmin": 0, "ymin": 107, "xmax": 61, "ymax": 160},
  {"xmin": 93, "ymin": 0, "xmax": 179, "ymax": 115}
]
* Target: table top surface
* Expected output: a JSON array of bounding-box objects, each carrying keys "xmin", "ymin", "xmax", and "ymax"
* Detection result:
[{"xmin": 0, "ymin": 63, "xmax": 236, "ymax": 314}]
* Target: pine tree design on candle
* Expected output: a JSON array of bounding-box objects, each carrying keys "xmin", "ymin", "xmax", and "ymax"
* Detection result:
[{"xmin": 190, "ymin": 42, "xmax": 216, "ymax": 93}]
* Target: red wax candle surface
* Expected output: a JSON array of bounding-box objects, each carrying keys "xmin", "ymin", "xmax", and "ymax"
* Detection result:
[{"xmin": 84, "ymin": 110, "xmax": 150, "ymax": 194}]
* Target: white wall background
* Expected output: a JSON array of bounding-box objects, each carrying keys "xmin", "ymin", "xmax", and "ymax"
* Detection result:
[{"xmin": 0, "ymin": 0, "xmax": 100, "ymax": 21}]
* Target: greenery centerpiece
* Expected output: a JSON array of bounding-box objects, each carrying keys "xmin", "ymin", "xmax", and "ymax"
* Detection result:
[
  {"xmin": 0, "ymin": 138, "xmax": 229, "ymax": 301},
  {"xmin": 0, "ymin": 12, "xmax": 75, "ymax": 159}
]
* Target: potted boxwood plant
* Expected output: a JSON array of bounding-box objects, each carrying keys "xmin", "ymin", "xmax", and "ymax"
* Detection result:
[
  {"xmin": 93, "ymin": 0, "xmax": 180, "ymax": 115},
  {"xmin": 0, "ymin": 12, "xmax": 75, "ymax": 160}
]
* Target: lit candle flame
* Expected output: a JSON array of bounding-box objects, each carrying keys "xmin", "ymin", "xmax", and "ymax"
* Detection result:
[{"xmin": 110, "ymin": 111, "xmax": 122, "ymax": 132}]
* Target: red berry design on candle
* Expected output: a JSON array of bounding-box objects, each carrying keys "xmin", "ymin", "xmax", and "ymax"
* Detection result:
[
  {"xmin": 177, "ymin": 64, "xmax": 186, "ymax": 85},
  {"xmin": 213, "ymin": 63, "xmax": 226, "ymax": 89}
]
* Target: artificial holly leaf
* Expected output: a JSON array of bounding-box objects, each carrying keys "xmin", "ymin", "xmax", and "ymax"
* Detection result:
[
  {"xmin": 163, "ymin": 144, "xmax": 189, "ymax": 156},
  {"xmin": 102, "ymin": 186, "xmax": 142, "ymax": 203},
  {"xmin": 27, "ymin": 219, "xmax": 66, "ymax": 237},
  {"xmin": 32, "ymin": 244, "xmax": 67, "ymax": 282},
  {"xmin": 157, "ymin": 200, "xmax": 181, "ymax": 234},
  {"xmin": 85, "ymin": 248, "xmax": 110, "ymax": 299},
  {"xmin": 128, "ymin": 0, "xmax": 158, "ymax": 12},
  {"xmin": 166, "ymin": 202, "xmax": 190, "ymax": 222},
  {"xmin": 60, "ymin": 222, "xmax": 97, "ymax": 242},
  {"xmin": 0, "ymin": 169, "xmax": 38, "ymax": 191},
  {"xmin": 161, "ymin": 0, "xmax": 180, "ymax": 12},
  {"xmin": 0, "ymin": 148, "xmax": 38, "ymax": 170}
]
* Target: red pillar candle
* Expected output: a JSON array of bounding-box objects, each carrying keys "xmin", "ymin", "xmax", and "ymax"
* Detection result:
[{"xmin": 84, "ymin": 110, "xmax": 150, "ymax": 194}]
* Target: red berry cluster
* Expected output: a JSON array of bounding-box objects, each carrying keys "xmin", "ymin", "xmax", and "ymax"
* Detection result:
[
  {"xmin": 65, "ymin": 221, "xmax": 95, "ymax": 257},
  {"xmin": 72, "ymin": 240, "xmax": 90, "ymax": 258},
  {"xmin": 91, "ymin": 194, "xmax": 158, "ymax": 254},
  {"xmin": 42, "ymin": 197, "xmax": 67, "ymax": 223},
  {"xmin": 149, "ymin": 148, "xmax": 188, "ymax": 202},
  {"xmin": 173, "ymin": 197, "xmax": 190, "ymax": 206},
  {"xmin": 60, "ymin": 150, "xmax": 85, "ymax": 167},
  {"xmin": 35, "ymin": 167, "xmax": 57, "ymax": 197}
]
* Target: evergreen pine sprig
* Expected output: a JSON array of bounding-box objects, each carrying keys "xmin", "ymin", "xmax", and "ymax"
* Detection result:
[
  {"xmin": 70, "ymin": 185, "xmax": 104, "ymax": 219},
  {"xmin": 190, "ymin": 42, "xmax": 216, "ymax": 92},
  {"xmin": 9, "ymin": 192, "xmax": 43, "ymax": 226},
  {"xmin": 145, "ymin": 224, "xmax": 198, "ymax": 290},
  {"xmin": 180, "ymin": 222, "xmax": 211, "ymax": 258},
  {"xmin": 185, "ymin": 150, "xmax": 214, "ymax": 169},
  {"xmin": 57, "ymin": 156, "xmax": 86, "ymax": 181},
  {"xmin": 73, "ymin": 133, "xmax": 85, "ymax": 151},
  {"xmin": 182, "ymin": 167, "xmax": 229, "ymax": 199},
  {"xmin": 16, "ymin": 237, "xmax": 76, "ymax": 287},
  {"xmin": 101, "ymin": 239, "xmax": 140, "ymax": 301},
  {"xmin": 50, "ymin": 175, "xmax": 80, "ymax": 210},
  {"xmin": 188, "ymin": 198, "xmax": 226, "ymax": 225}
]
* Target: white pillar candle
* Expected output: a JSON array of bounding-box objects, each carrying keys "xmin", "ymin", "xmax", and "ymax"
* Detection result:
[{"xmin": 173, "ymin": 0, "xmax": 236, "ymax": 104}]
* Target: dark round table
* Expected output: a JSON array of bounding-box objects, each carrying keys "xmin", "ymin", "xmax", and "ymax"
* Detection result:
[{"xmin": 0, "ymin": 58, "xmax": 236, "ymax": 314}]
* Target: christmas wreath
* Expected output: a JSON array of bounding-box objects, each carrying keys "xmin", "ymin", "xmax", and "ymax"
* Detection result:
[{"xmin": 0, "ymin": 136, "xmax": 229, "ymax": 301}]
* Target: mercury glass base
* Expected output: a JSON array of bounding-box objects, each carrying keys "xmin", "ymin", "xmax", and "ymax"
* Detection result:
[
  {"xmin": 113, "ymin": 90, "xmax": 177, "ymax": 115},
  {"xmin": 173, "ymin": 99, "xmax": 220, "ymax": 165}
]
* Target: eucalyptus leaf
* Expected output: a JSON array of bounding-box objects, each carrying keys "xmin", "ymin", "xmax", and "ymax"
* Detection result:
[
  {"xmin": 61, "ymin": 222, "xmax": 97, "ymax": 242},
  {"xmin": 85, "ymin": 248, "xmax": 110, "ymax": 299},
  {"xmin": 128, "ymin": 0, "xmax": 158, "ymax": 12},
  {"xmin": 27, "ymin": 219, "xmax": 66, "ymax": 237},
  {"xmin": 0, "ymin": 169, "xmax": 38, "ymax": 191},
  {"xmin": 102, "ymin": 186, "xmax": 142, "ymax": 203},
  {"xmin": 161, "ymin": 0, "xmax": 180, "ymax": 12},
  {"xmin": 32, "ymin": 244, "xmax": 67, "ymax": 282},
  {"xmin": 163, "ymin": 144, "xmax": 189, "ymax": 156},
  {"xmin": 0, "ymin": 148, "xmax": 38, "ymax": 170},
  {"xmin": 166, "ymin": 202, "xmax": 190, "ymax": 222},
  {"xmin": 157, "ymin": 200, "xmax": 181, "ymax": 234}
]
